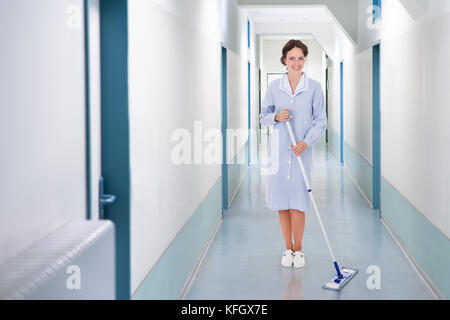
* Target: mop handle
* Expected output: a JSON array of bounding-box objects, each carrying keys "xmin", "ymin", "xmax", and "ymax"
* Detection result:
[{"xmin": 286, "ymin": 120, "xmax": 338, "ymax": 264}]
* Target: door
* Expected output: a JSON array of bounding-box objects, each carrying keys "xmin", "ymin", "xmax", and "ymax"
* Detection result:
[
  {"xmin": 99, "ymin": 0, "xmax": 131, "ymax": 300},
  {"xmin": 340, "ymin": 61, "xmax": 344, "ymax": 165},
  {"xmin": 372, "ymin": 43, "xmax": 381, "ymax": 210},
  {"xmin": 221, "ymin": 45, "xmax": 229, "ymax": 211},
  {"xmin": 248, "ymin": 61, "xmax": 251, "ymax": 165},
  {"xmin": 325, "ymin": 61, "xmax": 329, "ymax": 144},
  {"xmin": 258, "ymin": 68, "xmax": 262, "ymax": 149}
]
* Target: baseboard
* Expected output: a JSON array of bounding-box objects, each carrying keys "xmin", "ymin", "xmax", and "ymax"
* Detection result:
[
  {"xmin": 343, "ymin": 165, "xmax": 374, "ymax": 210},
  {"xmin": 228, "ymin": 164, "xmax": 248, "ymax": 208},
  {"xmin": 132, "ymin": 178, "xmax": 222, "ymax": 300},
  {"xmin": 380, "ymin": 216, "xmax": 444, "ymax": 300},
  {"xmin": 178, "ymin": 218, "xmax": 223, "ymax": 300}
]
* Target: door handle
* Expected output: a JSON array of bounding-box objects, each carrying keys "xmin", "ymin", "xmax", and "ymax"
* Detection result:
[
  {"xmin": 100, "ymin": 194, "xmax": 116, "ymax": 206},
  {"xmin": 99, "ymin": 177, "xmax": 116, "ymax": 220}
]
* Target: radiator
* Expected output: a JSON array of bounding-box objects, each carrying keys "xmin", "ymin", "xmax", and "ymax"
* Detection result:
[{"xmin": 0, "ymin": 220, "xmax": 115, "ymax": 300}]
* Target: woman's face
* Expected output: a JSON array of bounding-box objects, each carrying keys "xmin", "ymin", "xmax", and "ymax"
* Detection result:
[{"xmin": 284, "ymin": 47, "xmax": 306, "ymax": 74}]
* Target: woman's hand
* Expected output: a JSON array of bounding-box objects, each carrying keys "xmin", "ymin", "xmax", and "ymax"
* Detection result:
[
  {"xmin": 290, "ymin": 141, "xmax": 308, "ymax": 157},
  {"xmin": 275, "ymin": 109, "xmax": 290, "ymax": 122}
]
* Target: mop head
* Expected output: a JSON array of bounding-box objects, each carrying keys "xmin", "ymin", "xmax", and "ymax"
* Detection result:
[{"xmin": 322, "ymin": 267, "xmax": 358, "ymax": 291}]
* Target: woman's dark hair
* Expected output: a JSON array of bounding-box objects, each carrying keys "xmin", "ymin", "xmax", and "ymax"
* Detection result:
[{"xmin": 280, "ymin": 39, "xmax": 309, "ymax": 66}]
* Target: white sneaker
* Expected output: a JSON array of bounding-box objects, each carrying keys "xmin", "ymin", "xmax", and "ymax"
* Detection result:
[
  {"xmin": 293, "ymin": 251, "xmax": 305, "ymax": 268},
  {"xmin": 281, "ymin": 250, "xmax": 294, "ymax": 267}
]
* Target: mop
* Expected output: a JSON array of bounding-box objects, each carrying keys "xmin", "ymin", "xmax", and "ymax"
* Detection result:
[{"xmin": 286, "ymin": 120, "xmax": 358, "ymax": 291}]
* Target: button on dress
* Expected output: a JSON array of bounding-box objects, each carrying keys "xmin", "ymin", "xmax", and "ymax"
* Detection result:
[{"xmin": 259, "ymin": 73, "xmax": 328, "ymax": 213}]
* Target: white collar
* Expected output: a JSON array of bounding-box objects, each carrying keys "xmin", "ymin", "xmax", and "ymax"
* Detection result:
[{"xmin": 279, "ymin": 72, "xmax": 309, "ymax": 97}]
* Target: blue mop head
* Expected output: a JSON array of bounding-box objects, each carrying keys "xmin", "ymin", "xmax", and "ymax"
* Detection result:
[{"xmin": 322, "ymin": 267, "xmax": 359, "ymax": 291}]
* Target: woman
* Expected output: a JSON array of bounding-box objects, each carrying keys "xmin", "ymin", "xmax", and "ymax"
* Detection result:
[{"xmin": 259, "ymin": 40, "xmax": 327, "ymax": 268}]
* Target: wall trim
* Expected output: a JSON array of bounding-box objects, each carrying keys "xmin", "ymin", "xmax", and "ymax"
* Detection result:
[
  {"xmin": 132, "ymin": 177, "xmax": 222, "ymax": 299},
  {"xmin": 227, "ymin": 141, "xmax": 249, "ymax": 208},
  {"xmin": 328, "ymin": 139, "xmax": 373, "ymax": 208},
  {"xmin": 381, "ymin": 177, "xmax": 450, "ymax": 298},
  {"xmin": 132, "ymin": 176, "xmax": 221, "ymax": 294},
  {"xmin": 343, "ymin": 139, "xmax": 373, "ymax": 205},
  {"xmin": 178, "ymin": 218, "xmax": 223, "ymax": 300},
  {"xmin": 380, "ymin": 216, "xmax": 443, "ymax": 300},
  {"xmin": 100, "ymin": 0, "xmax": 131, "ymax": 300},
  {"xmin": 229, "ymin": 165, "xmax": 249, "ymax": 208},
  {"xmin": 327, "ymin": 133, "xmax": 339, "ymax": 160},
  {"xmin": 382, "ymin": 177, "xmax": 449, "ymax": 239},
  {"xmin": 343, "ymin": 165, "xmax": 374, "ymax": 209}
]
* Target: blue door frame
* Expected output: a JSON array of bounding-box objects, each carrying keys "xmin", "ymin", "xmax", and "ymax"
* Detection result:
[
  {"xmin": 248, "ymin": 61, "xmax": 251, "ymax": 165},
  {"xmin": 84, "ymin": 0, "xmax": 92, "ymax": 220},
  {"xmin": 100, "ymin": 0, "xmax": 131, "ymax": 300},
  {"xmin": 258, "ymin": 68, "xmax": 261, "ymax": 131},
  {"xmin": 340, "ymin": 61, "xmax": 344, "ymax": 165},
  {"xmin": 221, "ymin": 46, "xmax": 228, "ymax": 211},
  {"xmin": 325, "ymin": 64, "xmax": 329, "ymax": 144},
  {"xmin": 372, "ymin": 43, "xmax": 381, "ymax": 210}
]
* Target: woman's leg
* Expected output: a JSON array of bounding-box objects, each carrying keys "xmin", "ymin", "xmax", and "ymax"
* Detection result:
[
  {"xmin": 290, "ymin": 210, "xmax": 306, "ymax": 252},
  {"xmin": 278, "ymin": 210, "xmax": 293, "ymax": 251}
]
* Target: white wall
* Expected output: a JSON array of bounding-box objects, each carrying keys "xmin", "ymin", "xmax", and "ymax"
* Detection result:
[
  {"xmin": 328, "ymin": 0, "xmax": 450, "ymax": 237},
  {"xmin": 379, "ymin": 3, "xmax": 450, "ymax": 237},
  {"xmin": 260, "ymin": 38, "xmax": 286, "ymax": 103},
  {"xmin": 227, "ymin": 49, "xmax": 249, "ymax": 162},
  {"xmin": 327, "ymin": 61, "xmax": 341, "ymax": 139},
  {"xmin": 128, "ymin": 0, "xmax": 257, "ymax": 294},
  {"xmin": 0, "ymin": 0, "xmax": 87, "ymax": 264},
  {"xmin": 303, "ymin": 39, "xmax": 327, "ymax": 92},
  {"xmin": 249, "ymin": 22, "xmax": 260, "ymax": 161},
  {"xmin": 343, "ymin": 48, "xmax": 372, "ymax": 164},
  {"xmin": 225, "ymin": 2, "xmax": 256, "ymax": 162}
]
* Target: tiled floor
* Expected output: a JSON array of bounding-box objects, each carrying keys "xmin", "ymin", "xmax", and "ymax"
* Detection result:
[{"xmin": 185, "ymin": 138, "xmax": 435, "ymax": 300}]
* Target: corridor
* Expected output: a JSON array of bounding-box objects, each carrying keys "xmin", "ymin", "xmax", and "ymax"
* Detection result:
[{"xmin": 0, "ymin": 0, "xmax": 449, "ymax": 301}]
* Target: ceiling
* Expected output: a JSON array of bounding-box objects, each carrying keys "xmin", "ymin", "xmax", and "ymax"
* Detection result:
[{"xmin": 248, "ymin": 7, "xmax": 334, "ymax": 24}]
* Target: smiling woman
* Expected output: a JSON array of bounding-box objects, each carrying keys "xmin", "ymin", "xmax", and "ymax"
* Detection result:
[
  {"xmin": 280, "ymin": 39, "xmax": 309, "ymax": 66},
  {"xmin": 259, "ymin": 39, "xmax": 328, "ymax": 269}
]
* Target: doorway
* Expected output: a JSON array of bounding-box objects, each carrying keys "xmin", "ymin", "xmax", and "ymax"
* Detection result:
[
  {"xmin": 221, "ymin": 45, "xmax": 229, "ymax": 211},
  {"xmin": 99, "ymin": 0, "xmax": 131, "ymax": 300},
  {"xmin": 248, "ymin": 61, "xmax": 251, "ymax": 165},
  {"xmin": 372, "ymin": 43, "xmax": 381, "ymax": 210},
  {"xmin": 340, "ymin": 61, "xmax": 344, "ymax": 165},
  {"xmin": 325, "ymin": 60, "xmax": 329, "ymax": 144}
]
